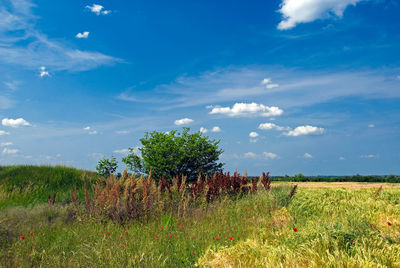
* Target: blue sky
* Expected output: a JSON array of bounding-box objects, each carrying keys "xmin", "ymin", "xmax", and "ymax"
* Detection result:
[{"xmin": 0, "ymin": 0, "xmax": 399, "ymax": 176}]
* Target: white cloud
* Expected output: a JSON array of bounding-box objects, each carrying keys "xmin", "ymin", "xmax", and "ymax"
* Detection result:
[
  {"xmin": 83, "ymin": 126, "xmax": 91, "ymax": 130},
  {"xmin": 304, "ymin": 153, "xmax": 313, "ymax": 158},
  {"xmin": 368, "ymin": 124, "xmax": 375, "ymax": 128},
  {"xmin": 2, "ymin": 148, "xmax": 19, "ymax": 154},
  {"xmin": 174, "ymin": 118, "xmax": 194, "ymax": 125},
  {"xmin": 2, "ymin": 118, "xmax": 31, "ymax": 128},
  {"xmin": 0, "ymin": 142, "xmax": 13, "ymax": 146},
  {"xmin": 263, "ymin": 152, "xmax": 279, "ymax": 159},
  {"xmin": 284, "ymin": 125, "xmax": 324, "ymax": 136},
  {"xmin": 339, "ymin": 156, "xmax": 345, "ymax": 160},
  {"xmin": 209, "ymin": 102, "xmax": 283, "ymax": 117},
  {"xmin": 250, "ymin": 138, "xmax": 258, "ymax": 143},
  {"xmin": 102, "ymin": 10, "xmax": 111, "ymax": 15},
  {"xmin": 244, "ymin": 152, "xmax": 257, "ymax": 158},
  {"xmin": 361, "ymin": 154, "xmax": 377, "ymax": 158},
  {"xmin": 76, "ymin": 31, "xmax": 90, "ymax": 39},
  {"xmin": 258, "ymin": 122, "xmax": 288, "ymax": 131},
  {"xmin": 211, "ymin": 126, "xmax": 221, "ymax": 132},
  {"xmin": 266, "ymin": 83, "xmax": 279, "ymax": 89},
  {"xmin": 4, "ymin": 80, "xmax": 21, "ymax": 91},
  {"xmin": 261, "ymin": 78, "xmax": 279, "ymax": 89},
  {"xmin": 113, "ymin": 148, "xmax": 129, "ymax": 155},
  {"xmin": 200, "ymin": 127, "xmax": 208, "ymax": 133},
  {"xmin": 0, "ymin": 130, "xmax": 10, "ymax": 135},
  {"xmin": 278, "ymin": 0, "xmax": 363, "ymax": 30},
  {"xmin": 116, "ymin": 130, "xmax": 130, "ymax": 134},
  {"xmin": 39, "ymin": 66, "xmax": 49, "ymax": 77},
  {"xmin": 88, "ymin": 130, "xmax": 97, "ymax": 135},
  {"xmin": 249, "ymin": 131, "xmax": 259, "ymax": 138},
  {"xmin": 86, "ymin": 4, "xmax": 103, "ymax": 15}
]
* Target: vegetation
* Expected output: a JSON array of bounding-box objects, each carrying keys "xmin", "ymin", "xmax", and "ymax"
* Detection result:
[
  {"xmin": 270, "ymin": 173, "xmax": 400, "ymax": 183},
  {"xmin": 0, "ymin": 165, "xmax": 98, "ymax": 209},
  {"xmin": 96, "ymin": 157, "xmax": 118, "ymax": 177},
  {"xmin": 122, "ymin": 128, "xmax": 224, "ymax": 183}
]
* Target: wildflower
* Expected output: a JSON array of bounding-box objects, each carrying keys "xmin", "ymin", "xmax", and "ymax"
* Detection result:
[
  {"xmin": 228, "ymin": 237, "xmax": 233, "ymax": 241},
  {"xmin": 154, "ymin": 235, "xmax": 158, "ymax": 239},
  {"xmin": 34, "ymin": 246, "xmax": 38, "ymax": 249},
  {"xmin": 180, "ymin": 226, "xmax": 185, "ymax": 229},
  {"xmin": 124, "ymin": 230, "xmax": 128, "ymax": 234},
  {"xmin": 106, "ymin": 235, "xmax": 109, "ymax": 238},
  {"xmin": 281, "ymin": 220, "xmax": 284, "ymax": 223},
  {"xmin": 107, "ymin": 232, "xmax": 110, "ymax": 235},
  {"xmin": 301, "ymin": 214, "xmax": 304, "ymax": 217},
  {"xmin": 191, "ymin": 236, "xmax": 196, "ymax": 239},
  {"xmin": 215, "ymin": 237, "xmax": 219, "ymax": 240},
  {"xmin": 30, "ymin": 232, "xmax": 34, "ymax": 236},
  {"xmin": 192, "ymin": 251, "xmax": 196, "ymax": 256},
  {"xmin": 387, "ymin": 221, "xmax": 392, "ymax": 226},
  {"xmin": 247, "ymin": 207, "xmax": 251, "ymax": 210},
  {"xmin": 370, "ymin": 224, "xmax": 375, "ymax": 228},
  {"xmin": 20, "ymin": 235, "xmax": 25, "ymax": 240},
  {"xmin": 161, "ymin": 226, "xmax": 164, "ymax": 229},
  {"xmin": 293, "ymin": 227, "xmax": 298, "ymax": 232},
  {"xmin": 290, "ymin": 220, "xmax": 293, "ymax": 223},
  {"xmin": 168, "ymin": 234, "xmax": 172, "ymax": 238}
]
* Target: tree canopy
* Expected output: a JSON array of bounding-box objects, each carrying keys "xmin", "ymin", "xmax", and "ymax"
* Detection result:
[{"xmin": 122, "ymin": 128, "xmax": 224, "ymax": 182}]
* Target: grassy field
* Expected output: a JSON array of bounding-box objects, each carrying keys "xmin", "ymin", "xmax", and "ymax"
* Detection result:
[{"xmin": 1, "ymin": 166, "xmax": 399, "ymax": 267}]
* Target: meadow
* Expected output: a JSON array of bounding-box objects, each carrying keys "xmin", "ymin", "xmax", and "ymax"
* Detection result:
[{"xmin": 0, "ymin": 166, "xmax": 399, "ymax": 267}]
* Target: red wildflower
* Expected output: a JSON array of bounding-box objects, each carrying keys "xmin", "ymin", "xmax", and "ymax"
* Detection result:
[
  {"xmin": 370, "ymin": 224, "xmax": 375, "ymax": 228},
  {"xmin": 192, "ymin": 251, "xmax": 196, "ymax": 256},
  {"xmin": 301, "ymin": 214, "xmax": 304, "ymax": 217},
  {"xmin": 247, "ymin": 207, "xmax": 251, "ymax": 210},
  {"xmin": 20, "ymin": 235, "xmax": 25, "ymax": 240},
  {"xmin": 293, "ymin": 227, "xmax": 298, "ymax": 232},
  {"xmin": 180, "ymin": 226, "xmax": 184, "ymax": 229},
  {"xmin": 387, "ymin": 221, "xmax": 392, "ymax": 226},
  {"xmin": 290, "ymin": 220, "xmax": 293, "ymax": 223},
  {"xmin": 168, "ymin": 234, "xmax": 172, "ymax": 238},
  {"xmin": 106, "ymin": 235, "xmax": 109, "ymax": 238},
  {"xmin": 107, "ymin": 232, "xmax": 110, "ymax": 235},
  {"xmin": 215, "ymin": 237, "xmax": 219, "ymax": 240},
  {"xmin": 124, "ymin": 230, "xmax": 128, "ymax": 234},
  {"xmin": 228, "ymin": 237, "xmax": 233, "ymax": 241},
  {"xmin": 154, "ymin": 235, "xmax": 158, "ymax": 239},
  {"xmin": 34, "ymin": 246, "xmax": 38, "ymax": 249},
  {"xmin": 281, "ymin": 220, "xmax": 284, "ymax": 223},
  {"xmin": 30, "ymin": 232, "xmax": 34, "ymax": 236},
  {"xmin": 161, "ymin": 226, "xmax": 164, "ymax": 229}
]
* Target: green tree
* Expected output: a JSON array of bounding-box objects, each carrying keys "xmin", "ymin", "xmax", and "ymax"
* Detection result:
[
  {"xmin": 126, "ymin": 128, "xmax": 224, "ymax": 182},
  {"xmin": 122, "ymin": 148, "xmax": 142, "ymax": 173},
  {"xmin": 96, "ymin": 156, "xmax": 118, "ymax": 177}
]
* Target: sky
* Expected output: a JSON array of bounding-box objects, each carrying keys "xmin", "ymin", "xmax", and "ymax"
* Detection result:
[{"xmin": 0, "ymin": 0, "xmax": 399, "ymax": 176}]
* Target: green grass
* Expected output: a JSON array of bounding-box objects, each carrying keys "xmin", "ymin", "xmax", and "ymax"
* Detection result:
[
  {"xmin": 1, "ymin": 186, "xmax": 400, "ymax": 267},
  {"xmin": 0, "ymin": 165, "xmax": 99, "ymax": 209}
]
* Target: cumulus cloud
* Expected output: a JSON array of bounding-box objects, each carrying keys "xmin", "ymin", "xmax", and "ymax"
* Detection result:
[
  {"xmin": 76, "ymin": 31, "xmax": 90, "ymax": 39},
  {"xmin": 0, "ymin": 130, "xmax": 10, "ymax": 135},
  {"xmin": 113, "ymin": 148, "xmax": 129, "ymax": 155},
  {"xmin": 284, "ymin": 125, "xmax": 324, "ymax": 136},
  {"xmin": 39, "ymin": 66, "xmax": 49, "ymax": 77},
  {"xmin": 368, "ymin": 124, "xmax": 375, "ymax": 128},
  {"xmin": 200, "ymin": 127, "xmax": 208, "ymax": 134},
  {"xmin": 249, "ymin": 131, "xmax": 259, "ymax": 138},
  {"xmin": 211, "ymin": 126, "xmax": 221, "ymax": 132},
  {"xmin": 0, "ymin": 142, "xmax": 13, "ymax": 146},
  {"xmin": 2, "ymin": 118, "xmax": 31, "ymax": 128},
  {"xmin": 258, "ymin": 122, "xmax": 288, "ymax": 131},
  {"xmin": 2, "ymin": 148, "xmax": 19, "ymax": 154},
  {"xmin": 174, "ymin": 118, "xmax": 194, "ymax": 125},
  {"xmin": 244, "ymin": 152, "xmax": 257, "ymax": 158},
  {"xmin": 278, "ymin": 0, "xmax": 363, "ymax": 30},
  {"xmin": 304, "ymin": 153, "xmax": 313, "ymax": 158},
  {"xmin": 209, "ymin": 102, "xmax": 283, "ymax": 117},
  {"xmin": 83, "ymin": 126, "xmax": 91, "ymax": 130},
  {"xmin": 263, "ymin": 152, "xmax": 278, "ymax": 159},
  {"xmin": 86, "ymin": 4, "xmax": 111, "ymax": 15}
]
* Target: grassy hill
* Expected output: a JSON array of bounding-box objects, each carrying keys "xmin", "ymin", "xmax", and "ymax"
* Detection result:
[{"xmin": 0, "ymin": 165, "xmax": 99, "ymax": 209}]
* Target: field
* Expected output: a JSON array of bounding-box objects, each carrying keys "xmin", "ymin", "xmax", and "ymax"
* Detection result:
[{"xmin": 1, "ymin": 166, "xmax": 400, "ymax": 267}]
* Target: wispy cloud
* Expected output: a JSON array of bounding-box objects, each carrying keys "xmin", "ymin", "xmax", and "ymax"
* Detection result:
[
  {"xmin": 277, "ymin": 0, "xmax": 364, "ymax": 30},
  {"xmin": 0, "ymin": 0, "xmax": 119, "ymax": 72},
  {"xmin": 113, "ymin": 148, "xmax": 129, "ymax": 155},
  {"xmin": 0, "ymin": 130, "xmax": 10, "ymax": 135},
  {"xmin": 244, "ymin": 152, "xmax": 257, "ymax": 158},
  {"xmin": 263, "ymin": 152, "xmax": 279, "ymax": 159},
  {"xmin": 0, "ymin": 142, "xmax": 13, "ymax": 146},
  {"xmin": 361, "ymin": 154, "xmax": 377, "ymax": 158},
  {"xmin": 2, "ymin": 148, "xmax": 19, "ymax": 154},
  {"xmin": 303, "ymin": 153, "xmax": 313, "ymax": 158},
  {"xmin": 3, "ymin": 80, "xmax": 21, "ymax": 91}
]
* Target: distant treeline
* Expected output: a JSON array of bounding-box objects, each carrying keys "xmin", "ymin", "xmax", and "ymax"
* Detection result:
[{"xmin": 260, "ymin": 174, "xmax": 400, "ymax": 183}]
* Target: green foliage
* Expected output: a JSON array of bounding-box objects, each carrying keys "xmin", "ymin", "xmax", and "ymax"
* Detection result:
[
  {"xmin": 270, "ymin": 174, "xmax": 400, "ymax": 183},
  {"xmin": 127, "ymin": 128, "xmax": 224, "ymax": 182},
  {"xmin": 121, "ymin": 148, "xmax": 142, "ymax": 173},
  {"xmin": 96, "ymin": 157, "xmax": 118, "ymax": 177},
  {"xmin": 0, "ymin": 165, "xmax": 98, "ymax": 209}
]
